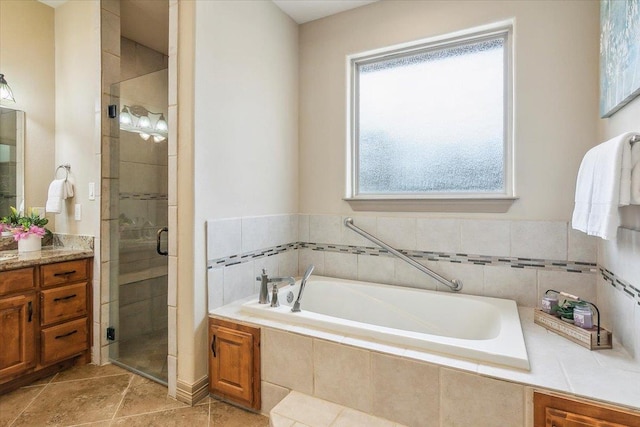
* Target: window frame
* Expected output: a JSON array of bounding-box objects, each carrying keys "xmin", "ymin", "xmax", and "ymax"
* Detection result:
[{"xmin": 345, "ymin": 21, "xmax": 516, "ymax": 212}]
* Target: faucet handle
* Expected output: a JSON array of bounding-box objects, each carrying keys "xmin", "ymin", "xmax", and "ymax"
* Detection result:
[{"xmin": 256, "ymin": 269, "xmax": 268, "ymax": 281}]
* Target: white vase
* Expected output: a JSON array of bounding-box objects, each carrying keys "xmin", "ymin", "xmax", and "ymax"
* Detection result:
[{"xmin": 18, "ymin": 234, "xmax": 42, "ymax": 253}]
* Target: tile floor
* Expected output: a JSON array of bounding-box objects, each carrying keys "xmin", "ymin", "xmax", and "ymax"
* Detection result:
[
  {"xmin": 0, "ymin": 364, "xmax": 269, "ymax": 427},
  {"xmin": 116, "ymin": 328, "xmax": 168, "ymax": 383}
]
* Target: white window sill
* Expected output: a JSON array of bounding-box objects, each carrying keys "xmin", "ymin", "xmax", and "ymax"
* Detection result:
[{"xmin": 344, "ymin": 196, "xmax": 518, "ymax": 213}]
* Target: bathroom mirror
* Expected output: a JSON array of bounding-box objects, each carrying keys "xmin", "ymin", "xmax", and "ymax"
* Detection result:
[{"xmin": 0, "ymin": 107, "xmax": 25, "ymax": 215}]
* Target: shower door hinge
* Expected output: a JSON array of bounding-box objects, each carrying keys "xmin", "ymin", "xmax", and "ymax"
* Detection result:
[
  {"xmin": 107, "ymin": 104, "xmax": 117, "ymax": 119},
  {"xmin": 106, "ymin": 327, "xmax": 116, "ymax": 341}
]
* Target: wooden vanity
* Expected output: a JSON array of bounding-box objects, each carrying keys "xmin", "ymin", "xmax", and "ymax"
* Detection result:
[{"xmin": 0, "ymin": 252, "xmax": 93, "ymax": 394}]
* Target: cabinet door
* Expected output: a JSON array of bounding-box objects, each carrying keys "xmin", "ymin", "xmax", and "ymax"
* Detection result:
[
  {"xmin": 0, "ymin": 294, "xmax": 36, "ymax": 381},
  {"xmin": 209, "ymin": 324, "xmax": 254, "ymax": 405},
  {"xmin": 208, "ymin": 318, "xmax": 261, "ymax": 410}
]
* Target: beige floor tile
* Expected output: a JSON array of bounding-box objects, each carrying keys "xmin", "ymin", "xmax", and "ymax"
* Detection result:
[
  {"xmin": 0, "ymin": 385, "xmax": 44, "ymax": 426},
  {"xmin": 210, "ymin": 400, "xmax": 269, "ymax": 427},
  {"xmin": 271, "ymin": 391, "xmax": 342, "ymax": 427},
  {"xmin": 11, "ymin": 374, "xmax": 131, "ymax": 426},
  {"xmin": 115, "ymin": 374, "xmax": 186, "ymax": 418},
  {"xmin": 111, "ymin": 405, "xmax": 210, "ymax": 426},
  {"xmin": 269, "ymin": 412, "xmax": 296, "ymax": 427},
  {"xmin": 52, "ymin": 363, "xmax": 130, "ymax": 383},
  {"xmin": 332, "ymin": 408, "xmax": 398, "ymax": 427}
]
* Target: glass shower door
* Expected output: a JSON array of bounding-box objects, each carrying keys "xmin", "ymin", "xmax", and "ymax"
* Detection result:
[{"xmin": 109, "ymin": 69, "xmax": 169, "ymax": 384}]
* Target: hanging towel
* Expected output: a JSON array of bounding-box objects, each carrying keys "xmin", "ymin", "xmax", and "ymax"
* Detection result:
[
  {"xmin": 64, "ymin": 175, "xmax": 75, "ymax": 199},
  {"xmin": 572, "ymin": 132, "xmax": 637, "ymax": 240},
  {"xmin": 45, "ymin": 179, "xmax": 65, "ymax": 214}
]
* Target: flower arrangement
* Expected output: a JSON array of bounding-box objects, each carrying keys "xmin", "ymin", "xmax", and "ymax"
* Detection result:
[{"xmin": 0, "ymin": 207, "xmax": 49, "ymax": 241}]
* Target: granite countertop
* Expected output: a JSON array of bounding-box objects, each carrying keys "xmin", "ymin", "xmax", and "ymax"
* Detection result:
[
  {"xmin": 211, "ymin": 299, "xmax": 640, "ymax": 412},
  {"xmin": 0, "ymin": 247, "xmax": 94, "ymax": 272}
]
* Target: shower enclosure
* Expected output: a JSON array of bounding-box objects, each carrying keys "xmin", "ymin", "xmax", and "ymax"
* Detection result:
[{"xmin": 108, "ymin": 69, "xmax": 169, "ymax": 384}]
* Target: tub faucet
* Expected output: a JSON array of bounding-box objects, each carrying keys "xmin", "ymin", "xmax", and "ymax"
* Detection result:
[
  {"xmin": 291, "ymin": 264, "xmax": 315, "ymax": 313},
  {"xmin": 256, "ymin": 269, "xmax": 295, "ymax": 304}
]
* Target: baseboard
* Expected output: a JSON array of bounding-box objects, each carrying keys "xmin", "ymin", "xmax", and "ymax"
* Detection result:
[{"xmin": 176, "ymin": 376, "xmax": 209, "ymax": 406}]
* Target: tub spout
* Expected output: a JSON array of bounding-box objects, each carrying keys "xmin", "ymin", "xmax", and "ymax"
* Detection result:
[
  {"xmin": 256, "ymin": 271, "xmax": 295, "ymax": 304},
  {"xmin": 291, "ymin": 264, "xmax": 315, "ymax": 313}
]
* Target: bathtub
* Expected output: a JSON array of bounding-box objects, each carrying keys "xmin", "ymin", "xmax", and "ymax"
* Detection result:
[{"xmin": 241, "ymin": 276, "xmax": 530, "ymax": 370}]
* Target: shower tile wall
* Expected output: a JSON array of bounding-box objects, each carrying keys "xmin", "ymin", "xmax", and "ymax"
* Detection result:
[{"xmin": 99, "ymin": 0, "xmax": 169, "ymax": 365}]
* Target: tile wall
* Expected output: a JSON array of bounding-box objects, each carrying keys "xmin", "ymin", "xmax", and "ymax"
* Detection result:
[{"xmin": 207, "ymin": 214, "xmax": 599, "ymax": 312}]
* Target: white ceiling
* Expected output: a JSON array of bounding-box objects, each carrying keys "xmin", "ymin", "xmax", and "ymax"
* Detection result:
[{"xmin": 273, "ymin": 0, "xmax": 378, "ymax": 24}]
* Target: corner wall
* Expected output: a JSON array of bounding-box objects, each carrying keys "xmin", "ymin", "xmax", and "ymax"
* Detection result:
[
  {"xmin": 598, "ymin": 96, "xmax": 640, "ymax": 363},
  {"xmin": 183, "ymin": 0, "xmax": 299, "ymax": 399}
]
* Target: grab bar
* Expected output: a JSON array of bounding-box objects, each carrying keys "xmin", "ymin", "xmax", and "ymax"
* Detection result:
[{"xmin": 344, "ymin": 218, "xmax": 462, "ymax": 292}]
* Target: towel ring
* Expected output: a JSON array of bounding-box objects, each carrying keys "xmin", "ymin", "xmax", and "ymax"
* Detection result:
[{"xmin": 55, "ymin": 164, "xmax": 71, "ymax": 181}]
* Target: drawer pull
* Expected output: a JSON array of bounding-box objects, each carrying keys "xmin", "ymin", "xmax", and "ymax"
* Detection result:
[
  {"xmin": 53, "ymin": 294, "xmax": 77, "ymax": 302},
  {"xmin": 53, "ymin": 270, "xmax": 77, "ymax": 277},
  {"xmin": 55, "ymin": 330, "xmax": 78, "ymax": 339},
  {"xmin": 28, "ymin": 301, "xmax": 33, "ymax": 322},
  {"xmin": 211, "ymin": 335, "xmax": 217, "ymax": 357}
]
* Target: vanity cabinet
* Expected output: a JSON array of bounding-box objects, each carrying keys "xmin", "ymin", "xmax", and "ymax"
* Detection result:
[
  {"xmin": 208, "ymin": 317, "xmax": 261, "ymax": 410},
  {"xmin": 534, "ymin": 392, "xmax": 640, "ymax": 427},
  {"xmin": 0, "ymin": 258, "xmax": 92, "ymax": 393}
]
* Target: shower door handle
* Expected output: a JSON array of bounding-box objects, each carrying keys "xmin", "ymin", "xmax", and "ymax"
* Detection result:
[{"xmin": 156, "ymin": 227, "xmax": 169, "ymax": 256}]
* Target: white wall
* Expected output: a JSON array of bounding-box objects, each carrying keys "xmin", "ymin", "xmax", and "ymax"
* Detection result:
[
  {"xmin": 54, "ymin": 0, "xmax": 101, "ymax": 236},
  {"xmin": 185, "ymin": 0, "xmax": 299, "ymax": 385},
  {"xmin": 299, "ymin": 0, "xmax": 600, "ymax": 220},
  {"xmin": 0, "ymin": 0, "xmax": 55, "ymax": 215},
  {"xmin": 598, "ymin": 96, "xmax": 640, "ymax": 362}
]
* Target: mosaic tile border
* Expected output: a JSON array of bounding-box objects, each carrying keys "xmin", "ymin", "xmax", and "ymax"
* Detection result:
[
  {"xmin": 120, "ymin": 192, "xmax": 168, "ymax": 201},
  {"xmin": 601, "ymin": 267, "xmax": 640, "ymax": 306},
  {"xmin": 208, "ymin": 241, "xmax": 597, "ymax": 274}
]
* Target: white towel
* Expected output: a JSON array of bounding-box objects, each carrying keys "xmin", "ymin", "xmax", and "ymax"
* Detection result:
[
  {"xmin": 64, "ymin": 175, "xmax": 75, "ymax": 199},
  {"xmin": 45, "ymin": 179, "xmax": 65, "ymax": 214},
  {"xmin": 572, "ymin": 132, "xmax": 637, "ymax": 240}
]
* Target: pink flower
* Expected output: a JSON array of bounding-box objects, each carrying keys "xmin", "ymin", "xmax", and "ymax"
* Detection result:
[{"xmin": 12, "ymin": 225, "xmax": 46, "ymax": 241}]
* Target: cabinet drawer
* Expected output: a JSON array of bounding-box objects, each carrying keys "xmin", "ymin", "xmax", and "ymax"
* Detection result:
[
  {"xmin": 40, "ymin": 283, "xmax": 87, "ymax": 326},
  {"xmin": 41, "ymin": 318, "xmax": 88, "ymax": 365},
  {"xmin": 0, "ymin": 267, "xmax": 36, "ymax": 296},
  {"xmin": 41, "ymin": 260, "xmax": 88, "ymax": 287}
]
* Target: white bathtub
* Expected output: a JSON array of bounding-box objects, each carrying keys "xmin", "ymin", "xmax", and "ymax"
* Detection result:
[{"xmin": 241, "ymin": 276, "xmax": 530, "ymax": 370}]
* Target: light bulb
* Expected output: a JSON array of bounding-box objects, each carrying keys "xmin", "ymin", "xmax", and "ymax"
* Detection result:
[
  {"xmin": 153, "ymin": 135, "xmax": 166, "ymax": 143},
  {"xmin": 139, "ymin": 133, "xmax": 151, "ymax": 141},
  {"xmin": 155, "ymin": 114, "xmax": 168, "ymax": 132},
  {"xmin": 119, "ymin": 107, "xmax": 132, "ymax": 125},
  {"xmin": 138, "ymin": 114, "xmax": 151, "ymax": 129},
  {"xmin": 0, "ymin": 74, "xmax": 16, "ymax": 103}
]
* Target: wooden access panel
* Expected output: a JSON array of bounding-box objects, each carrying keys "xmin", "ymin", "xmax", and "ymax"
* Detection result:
[
  {"xmin": 534, "ymin": 392, "xmax": 640, "ymax": 427},
  {"xmin": 209, "ymin": 318, "xmax": 260, "ymax": 410}
]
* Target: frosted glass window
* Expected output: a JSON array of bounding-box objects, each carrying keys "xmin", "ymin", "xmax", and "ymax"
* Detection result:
[{"xmin": 351, "ymin": 29, "xmax": 511, "ymax": 197}]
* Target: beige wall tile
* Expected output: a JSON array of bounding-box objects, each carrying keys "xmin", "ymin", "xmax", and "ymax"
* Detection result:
[
  {"xmin": 262, "ymin": 329, "xmax": 313, "ymax": 394},
  {"xmin": 416, "ymin": 218, "xmax": 461, "ymax": 254},
  {"xmin": 357, "ymin": 254, "xmax": 394, "ymax": 284},
  {"xmin": 484, "ymin": 266, "xmax": 537, "ymax": 307},
  {"xmin": 324, "ymin": 252, "xmax": 357, "ymax": 280},
  {"xmin": 313, "ymin": 340, "xmax": 371, "ymax": 412},
  {"xmin": 371, "ymin": 353, "xmax": 439, "ymax": 427},
  {"xmin": 511, "ymin": 221, "xmax": 568, "ymax": 260},
  {"xmin": 460, "ymin": 220, "xmax": 510, "ymax": 257},
  {"xmin": 440, "ymin": 369, "xmax": 524, "ymax": 426}
]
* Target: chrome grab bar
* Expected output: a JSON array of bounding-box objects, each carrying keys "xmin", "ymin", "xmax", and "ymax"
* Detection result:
[{"xmin": 344, "ymin": 218, "xmax": 462, "ymax": 292}]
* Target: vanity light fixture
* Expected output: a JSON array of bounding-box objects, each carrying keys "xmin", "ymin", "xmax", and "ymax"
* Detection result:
[
  {"xmin": 0, "ymin": 74, "xmax": 16, "ymax": 103},
  {"xmin": 118, "ymin": 104, "xmax": 168, "ymax": 142}
]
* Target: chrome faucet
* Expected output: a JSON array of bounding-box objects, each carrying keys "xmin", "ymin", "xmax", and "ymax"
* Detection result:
[
  {"xmin": 256, "ymin": 269, "xmax": 295, "ymax": 305},
  {"xmin": 291, "ymin": 264, "xmax": 314, "ymax": 313}
]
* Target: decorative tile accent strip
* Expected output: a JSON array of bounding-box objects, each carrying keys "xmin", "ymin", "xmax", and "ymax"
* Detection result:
[
  {"xmin": 208, "ymin": 241, "xmax": 597, "ymax": 274},
  {"xmin": 600, "ymin": 268, "xmax": 640, "ymax": 306},
  {"xmin": 120, "ymin": 192, "xmax": 168, "ymax": 201}
]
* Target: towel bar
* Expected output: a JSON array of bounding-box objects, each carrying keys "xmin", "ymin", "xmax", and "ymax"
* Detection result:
[{"xmin": 55, "ymin": 164, "xmax": 71, "ymax": 180}]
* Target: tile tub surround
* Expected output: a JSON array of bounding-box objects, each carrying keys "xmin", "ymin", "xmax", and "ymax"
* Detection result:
[{"xmin": 210, "ymin": 302, "xmax": 640, "ymax": 426}]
